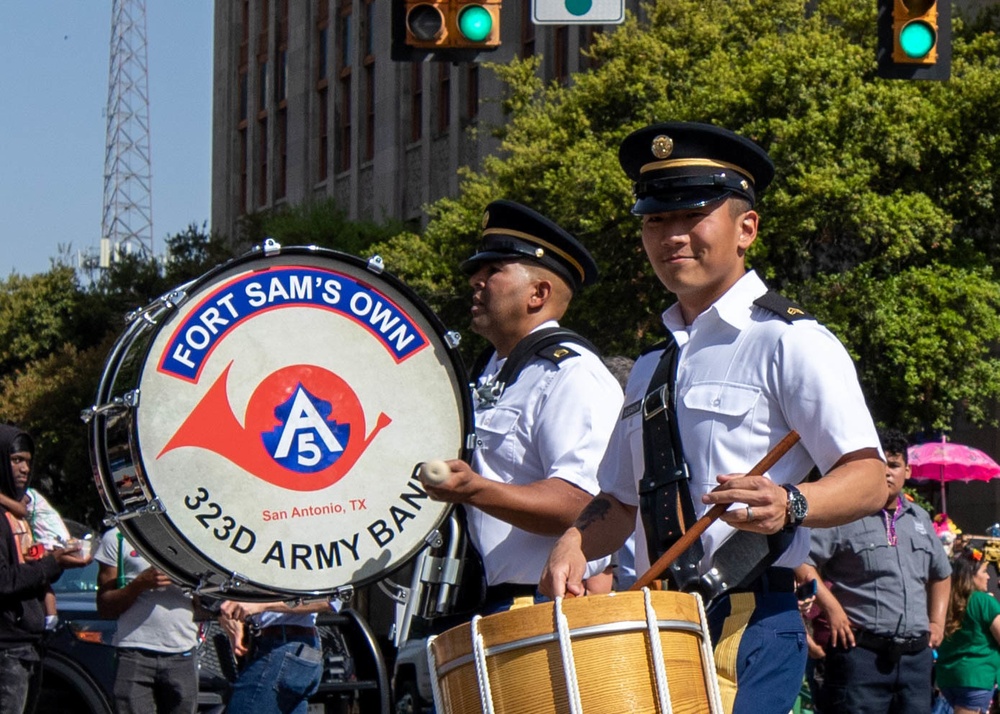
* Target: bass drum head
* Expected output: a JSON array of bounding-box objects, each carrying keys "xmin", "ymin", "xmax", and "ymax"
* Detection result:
[{"xmin": 103, "ymin": 246, "xmax": 470, "ymax": 599}]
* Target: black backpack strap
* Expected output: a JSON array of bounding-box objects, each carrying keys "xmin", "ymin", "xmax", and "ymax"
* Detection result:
[
  {"xmin": 472, "ymin": 327, "xmax": 600, "ymax": 408},
  {"xmin": 753, "ymin": 290, "xmax": 815, "ymax": 323}
]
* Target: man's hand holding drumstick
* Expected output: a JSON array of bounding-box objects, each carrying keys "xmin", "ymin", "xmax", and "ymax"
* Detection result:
[{"xmin": 540, "ymin": 432, "xmax": 801, "ymax": 599}]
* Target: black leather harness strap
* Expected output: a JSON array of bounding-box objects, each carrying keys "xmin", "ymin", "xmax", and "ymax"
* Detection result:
[
  {"xmin": 638, "ymin": 336, "xmax": 703, "ymax": 590},
  {"xmin": 470, "ymin": 326, "xmax": 599, "ymax": 407},
  {"xmin": 638, "ymin": 290, "xmax": 815, "ymax": 595}
]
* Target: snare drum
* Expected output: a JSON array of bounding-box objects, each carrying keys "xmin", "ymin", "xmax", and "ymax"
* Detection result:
[
  {"xmin": 428, "ymin": 589, "xmax": 723, "ymax": 714},
  {"xmin": 87, "ymin": 242, "xmax": 473, "ymax": 600}
]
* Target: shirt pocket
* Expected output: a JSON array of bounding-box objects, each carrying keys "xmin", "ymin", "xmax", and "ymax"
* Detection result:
[
  {"xmin": 475, "ymin": 406, "xmax": 521, "ymax": 476},
  {"xmin": 682, "ymin": 381, "xmax": 762, "ymax": 431}
]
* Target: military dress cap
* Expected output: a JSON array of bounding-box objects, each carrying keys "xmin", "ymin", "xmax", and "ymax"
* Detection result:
[
  {"xmin": 461, "ymin": 199, "xmax": 599, "ymax": 291},
  {"xmin": 619, "ymin": 121, "xmax": 775, "ymax": 215}
]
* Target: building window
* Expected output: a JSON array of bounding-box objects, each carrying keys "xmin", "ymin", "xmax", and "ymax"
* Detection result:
[
  {"xmin": 436, "ymin": 63, "xmax": 450, "ymax": 134},
  {"xmin": 337, "ymin": 0, "xmax": 353, "ymax": 172},
  {"xmin": 410, "ymin": 63, "xmax": 422, "ymax": 142},
  {"xmin": 317, "ymin": 1, "xmax": 330, "ymax": 182},
  {"xmin": 277, "ymin": 109, "xmax": 287, "ymax": 199},
  {"xmin": 239, "ymin": 128, "xmax": 248, "ymax": 215},
  {"xmin": 554, "ymin": 25, "xmax": 569, "ymax": 85},
  {"xmin": 521, "ymin": 0, "xmax": 535, "ymax": 57},
  {"xmin": 581, "ymin": 26, "xmax": 601, "ymax": 70},
  {"xmin": 318, "ymin": 89, "xmax": 329, "ymax": 180},
  {"xmin": 363, "ymin": 0, "xmax": 375, "ymax": 162},
  {"xmin": 465, "ymin": 65, "xmax": 479, "ymax": 123},
  {"xmin": 258, "ymin": 117, "xmax": 268, "ymax": 205}
]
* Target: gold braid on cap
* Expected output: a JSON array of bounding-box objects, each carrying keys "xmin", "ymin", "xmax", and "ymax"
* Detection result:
[
  {"xmin": 640, "ymin": 158, "xmax": 756, "ymax": 185},
  {"xmin": 481, "ymin": 227, "xmax": 585, "ymax": 282}
]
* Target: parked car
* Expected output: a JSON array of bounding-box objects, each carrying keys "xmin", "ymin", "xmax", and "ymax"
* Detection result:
[{"xmin": 37, "ymin": 526, "xmax": 390, "ymax": 713}]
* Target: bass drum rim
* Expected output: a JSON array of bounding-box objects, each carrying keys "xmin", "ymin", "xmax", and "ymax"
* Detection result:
[{"xmin": 89, "ymin": 244, "xmax": 473, "ymax": 601}]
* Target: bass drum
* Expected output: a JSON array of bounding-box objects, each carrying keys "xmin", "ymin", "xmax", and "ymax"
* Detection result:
[{"xmin": 87, "ymin": 241, "xmax": 473, "ymax": 601}]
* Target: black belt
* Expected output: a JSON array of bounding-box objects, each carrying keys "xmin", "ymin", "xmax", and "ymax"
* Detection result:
[
  {"xmin": 854, "ymin": 629, "xmax": 928, "ymax": 655},
  {"xmin": 483, "ymin": 583, "xmax": 537, "ymax": 603},
  {"xmin": 727, "ymin": 567, "xmax": 796, "ymax": 594},
  {"xmin": 254, "ymin": 625, "xmax": 318, "ymax": 641}
]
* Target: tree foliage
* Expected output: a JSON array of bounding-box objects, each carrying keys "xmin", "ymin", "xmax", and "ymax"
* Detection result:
[{"xmin": 374, "ymin": 0, "xmax": 1000, "ymax": 433}]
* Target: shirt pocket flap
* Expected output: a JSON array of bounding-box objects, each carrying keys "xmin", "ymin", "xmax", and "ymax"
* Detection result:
[
  {"xmin": 682, "ymin": 382, "xmax": 762, "ymax": 417},
  {"xmin": 477, "ymin": 406, "xmax": 520, "ymax": 436}
]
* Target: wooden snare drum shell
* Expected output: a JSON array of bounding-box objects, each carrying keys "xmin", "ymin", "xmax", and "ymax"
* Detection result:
[{"xmin": 429, "ymin": 590, "xmax": 715, "ymax": 714}]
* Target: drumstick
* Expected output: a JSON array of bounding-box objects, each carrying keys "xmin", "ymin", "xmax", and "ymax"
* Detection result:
[
  {"xmin": 418, "ymin": 460, "xmax": 451, "ymax": 485},
  {"xmin": 629, "ymin": 430, "xmax": 801, "ymax": 592}
]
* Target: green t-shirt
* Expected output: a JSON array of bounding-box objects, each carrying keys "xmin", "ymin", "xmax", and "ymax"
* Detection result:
[{"xmin": 936, "ymin": 590, "xmax": 1000, "ymax": 690}]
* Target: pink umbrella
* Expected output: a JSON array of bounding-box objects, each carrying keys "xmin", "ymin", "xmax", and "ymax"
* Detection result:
[{"xmin": 907, "ymin": 440, "xmax": 1000, "ymax": 513}]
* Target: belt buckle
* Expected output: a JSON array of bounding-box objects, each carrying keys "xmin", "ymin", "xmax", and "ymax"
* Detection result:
[{"xmin": 643, "ymin": 385, "xmax": 668, "ymax": 420}]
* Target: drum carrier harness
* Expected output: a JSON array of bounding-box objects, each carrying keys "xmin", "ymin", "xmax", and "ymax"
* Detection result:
[
  {"xmin": 471, "ymin": 326, "xmax": 600, "ymax": 408},
  {"xmin": 640, "ymin": 291, "xmax": 813, "ymax": 599}
]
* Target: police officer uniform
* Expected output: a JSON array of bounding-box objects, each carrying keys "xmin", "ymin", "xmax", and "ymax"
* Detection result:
[
  {"xmin": 601, "ymin": 122, "xmax": 882, "ymax": 713},
  {"xmin": 462, "ymin": 201, "xmax": 622, "ymax": 609}
]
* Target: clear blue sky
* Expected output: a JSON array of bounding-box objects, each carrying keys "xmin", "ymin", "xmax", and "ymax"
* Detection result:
[{"xmin": 0, "ymin": 2, "xmax": 214, "ymax": 278}]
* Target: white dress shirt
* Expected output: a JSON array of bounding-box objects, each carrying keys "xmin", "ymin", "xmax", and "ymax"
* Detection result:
[
  {"xmin": 467, "ymin": 320, "xmax": 623, "ymax": 585},
  {"xmin": 600, "ymin": 271, "xmax": 881, "ymax": 576}
]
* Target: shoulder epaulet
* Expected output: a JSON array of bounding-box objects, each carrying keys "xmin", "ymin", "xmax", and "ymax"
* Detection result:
[
  {"xmin": 536, "ymin": 342, "xmax": 581, "ymax": 366},
  {"xmin": 753, "ymin": 290, "xmax": 815, "ymax": 323}
]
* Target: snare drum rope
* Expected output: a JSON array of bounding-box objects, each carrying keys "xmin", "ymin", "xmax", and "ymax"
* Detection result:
[
  {"xmin": 471, "ymin": 615, "xmax": 498, "ymax": 714},
  {"xmin": 426, "ymin": 635, "xmax": 447, "ymax": 714},
  {"xmin": 696, "ymin": 591, "xmax": 725, "ymax": 713},
  {"xmin": 554, "ymin": 597, "xmax": 584, "ymax": 714},
  {"xmin": 643, "ymin": 588, "xmax": 673, "ymax": 714}
]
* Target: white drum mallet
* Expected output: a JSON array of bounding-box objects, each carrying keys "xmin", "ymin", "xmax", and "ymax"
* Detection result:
[{"xmin": 418, "ymin": 460, "xmax": 451, "ymax": 485}]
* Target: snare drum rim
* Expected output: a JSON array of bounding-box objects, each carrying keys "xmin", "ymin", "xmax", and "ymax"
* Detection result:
[{"xmin": 91, "ymin": 244, "xmax": 475, "ymax": 600}]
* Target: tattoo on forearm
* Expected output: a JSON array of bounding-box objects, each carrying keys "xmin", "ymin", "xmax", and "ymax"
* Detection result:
[{"xmin": 576, "ymin": 497, "xmax": 612, "ymax": 532}]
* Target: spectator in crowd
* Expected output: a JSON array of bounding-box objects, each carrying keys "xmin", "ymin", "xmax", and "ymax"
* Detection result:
[
  {"xmin": 0, "ymin": 424, "xmax": 90, "ymax": 713},
  {"xmin": 935, "ymin": 546, "xmax": 1000, "ymax": 714},
  {"xmin": 95, "ymin": 526, "xmax": 200, "ymax": 714},
  {"xmin": 800, "ymin": 428, "xmax": 951, "ymax": 713}
]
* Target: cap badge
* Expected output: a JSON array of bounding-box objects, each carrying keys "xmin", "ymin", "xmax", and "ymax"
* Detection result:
[
  {"xmin": 651, "ymin": 135, "xmax": 674, "ymax": 159},
  {"xmin": 482, "ymin": 210, "xmax": 490, "ymax": 230},
  {"xmin": 740, "ymin": 179, "xmax": 749, "ymax": 190},
  {"xmin": 535, "ymin": 248, "xmax": 545, "ymax": 258}
]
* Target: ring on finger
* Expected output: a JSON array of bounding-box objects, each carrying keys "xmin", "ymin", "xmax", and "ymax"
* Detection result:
[{"xmin": 745, "ymin": 505, "xmax": 754, "ymax": 523}]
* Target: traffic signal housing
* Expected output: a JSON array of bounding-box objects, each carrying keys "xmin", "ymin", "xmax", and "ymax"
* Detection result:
[
  {"xmin": 392, "ymin": 0, "xmax": 501, "ymax": 63},
  {"xmin": 877, "ymin": 0, "xmax": 951, "ymax": 80}
]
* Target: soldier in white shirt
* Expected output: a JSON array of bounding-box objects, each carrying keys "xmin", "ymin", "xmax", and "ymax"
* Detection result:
[
  {"xmin": 540, "ymin": 122, "xmax": 886, "ymax": 714},
  {"xmin": 423, "ymin": 199, "xmax": 623, "ymax": 614}
]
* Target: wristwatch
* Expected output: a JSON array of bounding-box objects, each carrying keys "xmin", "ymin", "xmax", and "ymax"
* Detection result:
[{"xmin": 782, "ymin": 484, "xmax": 808, "ymax": 530}]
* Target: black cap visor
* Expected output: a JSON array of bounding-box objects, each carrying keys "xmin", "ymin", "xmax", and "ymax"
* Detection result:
[{"xmin": 631, "ymin": 171, "xmax": 756, "ymax": 215}]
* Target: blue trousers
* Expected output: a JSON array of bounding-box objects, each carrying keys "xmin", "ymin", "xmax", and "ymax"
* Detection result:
[
  {"xmin": 226, "ymin": 635, "xmax": 323, "ymax": 714},
  {"xmin": 706, "ymin": 590, "xmax": 807, "ymax": 714}
]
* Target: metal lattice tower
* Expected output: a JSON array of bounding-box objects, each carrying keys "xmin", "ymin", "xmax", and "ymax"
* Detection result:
[{"xmin": 101, "ymin": 0, "xmax": 153, "ymax": 266}]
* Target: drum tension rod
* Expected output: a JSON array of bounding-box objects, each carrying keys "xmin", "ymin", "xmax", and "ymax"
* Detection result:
[{"xmin": 103, "ymin": 498, "xmax": 166, "ymax": 526}]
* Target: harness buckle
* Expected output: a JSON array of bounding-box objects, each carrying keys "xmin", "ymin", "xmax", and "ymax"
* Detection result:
[{"xmin": 643, "ymin": 384, "xmax": 669, "ymax": 420}]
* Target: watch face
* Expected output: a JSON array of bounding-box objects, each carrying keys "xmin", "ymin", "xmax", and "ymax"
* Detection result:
[{"xmin": 790, "ymin": 491, "xmax": 808, "ymax": 521}]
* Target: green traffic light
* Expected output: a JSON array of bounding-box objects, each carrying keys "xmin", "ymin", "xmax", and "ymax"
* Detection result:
[
  {"xmin": 457, "ymin": 5, "xmax": 492, "ymax": 42},
  {"xmin": 899, "ymin": 20, "xmax": 936, "ymax": 59}
]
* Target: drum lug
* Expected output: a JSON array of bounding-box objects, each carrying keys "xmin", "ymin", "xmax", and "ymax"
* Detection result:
[
  {"xmin": 102, "ymin": 497, "xmax": 165, "ymax": 526},
  {"xmin": 262, "ymin": 237, "xmax": 282, "ymax": 255},
  {"xmin": 423, "ymin": 529, "xmax": 444, "ymax": 549},
  {"xmin": 366, "ymin": 254, "xmax": 385, "ymax": 274},
  {"xmin": 444, "ymin": 330, "xmax": 461, "ymax": 349},
  {"xmin": 466, "ymin": 433, "xmax": 478, "ymax": 451}
]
